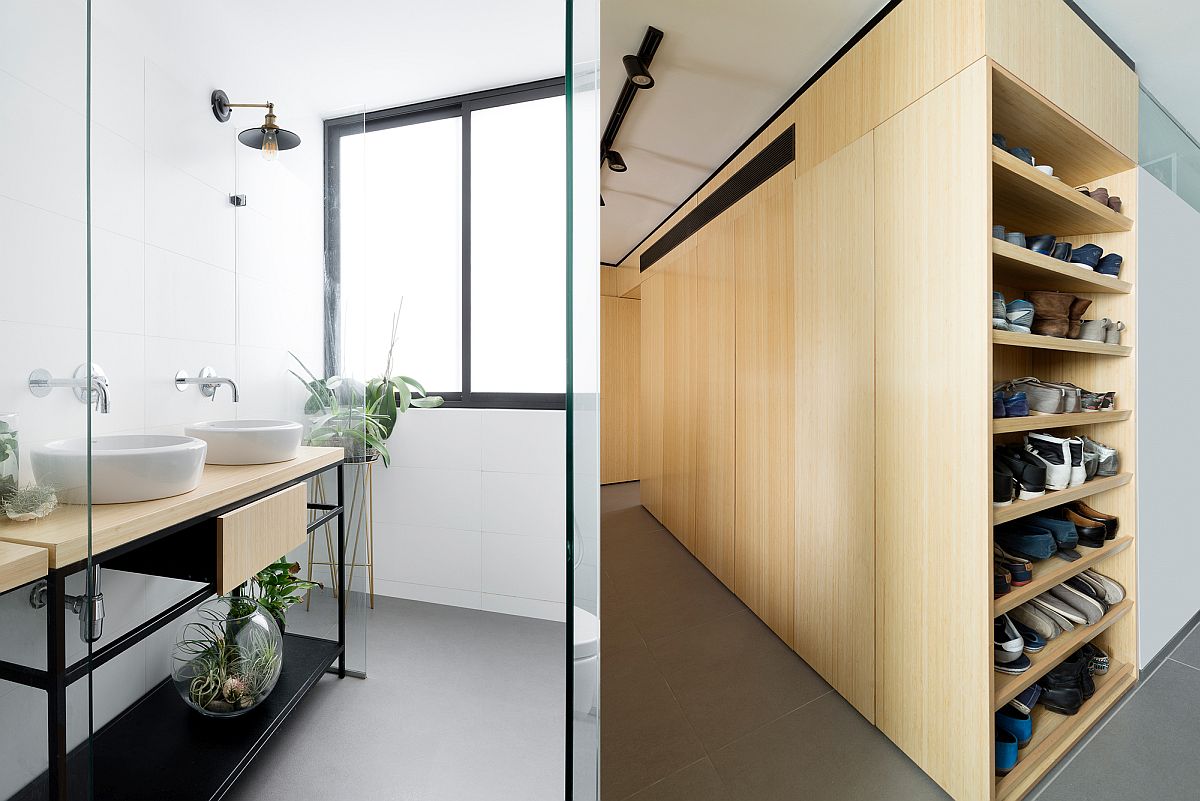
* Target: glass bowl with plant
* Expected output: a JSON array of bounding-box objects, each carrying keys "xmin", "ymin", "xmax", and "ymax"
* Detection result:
[{"xmin": 171, "ymin": 597, "xmax": 284, "ymax": 718}]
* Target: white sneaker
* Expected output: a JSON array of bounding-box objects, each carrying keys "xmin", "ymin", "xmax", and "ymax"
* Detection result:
[
  {"xmin": 1066, "ymin": 436, "xmax": 1086, "ymax": 487},
  {"xmin": 1025, "ymin": 432, "xmax": 1071, "ymax": 491}
]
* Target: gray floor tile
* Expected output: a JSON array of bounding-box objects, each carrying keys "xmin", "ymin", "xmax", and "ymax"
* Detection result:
[
  {"xmin": 600, "ymin": 641, "xmax": 707, "ymax": 801},
  {"xmin": 1167, "ymin": 623, "xmax": 1200, "ymax": 670},
  {"xmin": 709, "ymin": 692, "xmax": 952, "ymax": 801},
  {"xmin": 601, "ymin": 481, "xmax": 642, "ymax": 514},
  {"xmin": 623, "ymin": 758, "xmax": 728, "ymax": 801},
  {"xmin": 647, "ymin": 610, "xmax": 831, "ymax": 750},
  {"xmin": 1036, "ymin": 659, "xmax": 1200, "ymax": 801},
  {"xmin": 602, "ymin": 609, "xmax": 646, "ymax": 654}
]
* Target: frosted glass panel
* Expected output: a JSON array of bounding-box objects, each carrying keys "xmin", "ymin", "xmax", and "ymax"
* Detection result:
[
  {"xmin": 471, "ymin": 96, "xmax": 567, "ymax": 393},
  {"xmin": 1140, "ymin": 88, "xmax": 1200, "ymax": 217},
  {"xmin": 339, "ymin": 119, "xmax": 463, "ymax": 390}
]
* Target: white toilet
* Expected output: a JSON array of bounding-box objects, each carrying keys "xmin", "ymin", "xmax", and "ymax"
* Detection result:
[{"xmin": 573, "ymin": 606, "xmax": 600, "ymax": 716}]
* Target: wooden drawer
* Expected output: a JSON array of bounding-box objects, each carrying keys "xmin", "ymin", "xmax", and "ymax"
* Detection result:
[{"xmin": 216, "ymin": 484, "xmax": 307, "ymax": 594}]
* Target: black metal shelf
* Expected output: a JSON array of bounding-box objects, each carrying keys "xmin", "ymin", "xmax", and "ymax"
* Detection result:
[{"xmin": 14, "ymin": 634, "xmax": 342, "ymax": 801}]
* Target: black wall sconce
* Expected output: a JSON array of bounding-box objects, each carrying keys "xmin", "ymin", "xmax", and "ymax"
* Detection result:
[{"xmin": 211, "ymin": 89, "xmax": 301, "ymax": 161}]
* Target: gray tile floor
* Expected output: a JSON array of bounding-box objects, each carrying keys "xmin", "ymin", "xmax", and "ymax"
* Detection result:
[
  {"xmin": 224, "ymin": 596, "xmax": 565, "ymax": 801},
  {"xmin": 603, "ymin": 480, "xmax": 1200, "ymax": 801},
  {"xmin": 599, "ymin": 482, "xmax": 950, "ymax": 801}
]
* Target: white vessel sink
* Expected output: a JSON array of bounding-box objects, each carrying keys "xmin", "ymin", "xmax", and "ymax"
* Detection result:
[
  {"xmin": 31, "ymin": 435, "xmax": 207, "ymax": 505},
  {"xmin": 183, "ymin": 419, "xmax": 302, "ymax": 465}
]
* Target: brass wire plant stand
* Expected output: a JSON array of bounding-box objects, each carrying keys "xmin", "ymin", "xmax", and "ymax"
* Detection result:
[{"xmin": 308, "ymin": 458, "xmax": 376, "ymax": 608}]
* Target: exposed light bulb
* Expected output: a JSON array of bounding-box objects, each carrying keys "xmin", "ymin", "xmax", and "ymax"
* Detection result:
[{"xmin": 261, "ymin": 128, "xmax": 279, "ymax": 162}]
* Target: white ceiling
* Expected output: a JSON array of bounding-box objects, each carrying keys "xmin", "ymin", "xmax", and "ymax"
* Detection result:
[
  {"xmin": 103, "ymin": 0, "xmax": 566, "ymax": 118},
  {"xmin": 599, "ymin": 0, "xmax": 886, "ymax": 264},
  {"xmin": 1075, "ymin": 0, "xmax": 1200, "ymax": 140}
]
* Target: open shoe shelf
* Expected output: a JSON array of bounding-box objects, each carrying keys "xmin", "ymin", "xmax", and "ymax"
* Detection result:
[
  {"xmin": 995, "ymin": 536, "xmax": 1132, "ymax": 616},
  {"xmin": 992, "ymin": 330, "xmax": 1131, "ymax": 357},
  {"xmin": 992, "ymin": 239, "xmax": 1132, "ymax": 294},
  {"xmin": 992, "ymin": 147, "xmax": 1133, "ymax": 236},
  {"xmin": 992, "ymin": 473, "xmax": 1133, "ymax": 525},
  {"xmin": 993, "ymin": 409, "xmax": 1131, "ymax": 434},
  {"xmin": 994, "ymin": 660, "xmax": 1136, "ymax": 801},
  {"xmin": 994, "ymin": 599, "xmax": 1132, "ymax": 711}
]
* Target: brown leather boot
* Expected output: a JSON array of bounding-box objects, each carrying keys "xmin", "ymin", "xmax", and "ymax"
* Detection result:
[
  {"xmin": 1067, "ymin": 297, "xmax": 1092, "ymax": 339},
  {"xmin": 1026, "ymin": 290, "xmax": 1074, "ymax": 338}
]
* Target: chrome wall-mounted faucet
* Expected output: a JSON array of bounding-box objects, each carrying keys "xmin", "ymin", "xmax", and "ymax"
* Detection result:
[
  {"xmin": 28, "ymin": 363, "xmax": 111, "ymax": 413},
  {"xmin": 175, "ymin": 366, "xmax": 240, "ymax": 402}
]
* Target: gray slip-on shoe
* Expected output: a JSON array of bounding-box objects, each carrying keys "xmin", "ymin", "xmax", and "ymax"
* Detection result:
[
  {"xmin": 1009, "ymin": 603, "xmax": 1062, "ymax": 641},
  {"xmin": 1082, "ymin": 569, "xmax": 1125, "ymax": 604},
  {"xmin": 1050, "ymin": 584, "xmax": 1104, "ymax": 625},
  {"xmin": 1078, "ymin": 318, "xmax": 1109, "ymax": 342},
  {"xmin": 1030, "ymin": 594, "xmax": 1083, "ymax": 628},
  {"xmin": 1005, "ymin": 377, "xmax": 1065, "ymax": 415},
  {"xmin": 1082, "ymin": 436, "xmax": 1119, "ymax": 477}
]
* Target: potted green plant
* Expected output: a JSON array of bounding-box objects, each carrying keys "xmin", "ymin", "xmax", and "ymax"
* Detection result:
[{"xmin": 243, "ymin": 557, "xmax": 321, "ymax": 633}]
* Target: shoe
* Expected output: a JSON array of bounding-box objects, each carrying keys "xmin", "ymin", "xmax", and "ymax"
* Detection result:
[
  {"xmin": 1105, "ymin": 320, "xmax": 1126, "ymax": 345},
  {"xmin": 1065, "ymin": 576, "xmax": 1109, "ymax": 613},
  {"xmin": 1069, "ymin": 501, "xmax": 1119, "ymax": 539},
  {"xmin": 1080, "ymin": 391, "xmax": 1103, "ymax": 412},
  {"xmin": 1082, "ymin": 436, "xmax": 1119, "ymax": 476},
  {"xmin": 1010, "ymin": 603, "xmax": 1062, "ymax": 640},
  {"xmin": 1089, "ymin": 187, "xmax": 1110, "ymax": 207},
  {"xmin": 996, "ymin": 729, "xmax": 1019, "ymax": 777},
  {"xmin": 995, "ymin": 563, "xmax": 1013, "ymax": 597},
  {"xmin": 995, "ymin": 652, "xmax": 1032, "ymax": 675},
  {"xmin": 1025, "ymin": 432, "xmax": 1072, "ymax": 490},
  {"xmin": 996, "ymin": 707, "xmax": 1033, "ymax": 749},
  {"xmin": 1009, "ymin": 146, "xmax": 1034, "ymax": 165},
  {"xmin": 1069, "ymin": 243, "xmax": 1103, "ymax": 270},
  {"xmin": 1082, "ymin": 569, "xmax": 1125, "ymax": 604},
  {"xmin": 1010, "ymin": 683, "xmax": 1043, "ymax": 715},
  {"xmin": 1067, "ymin": 297, "xmax": 1092, "ymax": 339},
  {"xmin": 993, "ymin": 133, "xmax": 1009, "ymax": 149},
  {"xmin": 1003, "ymin": 377, "xmax": 1064, "ymax": 415},
  {"xmin": 1029, "ymin": 593, "xmax": 1084, "ymax": 627},
  {"xmin": 995, "ymin": 614, "xmax": 1026, "ymax": 663},
  {"xmin": 994, "ymin": 544, "xmax": 1033, "ymax": 585},
  {"xmin": 1077, "ymin": 319, "xmax": 1109, "ymax": 343},
  {"xmin": 1063, "ymin": 508, "xmax": 1106, "ymax": 548},
  {"xmin": 993, "ymin": 292, "xmax": 1010, "ymax": 331},
  {"xmin": 993, "ymin": 224, "xmax": 1007, "ymax": 239},
  {"xmin": 1107, "ymin": 196, "xmax": 1122, "ymax": 213},
  {"xmin": 1050, "ymin": 584, "xmax": 1104, "ymax": 625},
  {"xmin": 1039, "ymin": 381, "xmax": 1082, "ymax": 414},
  {"xmin": 1005, "ymin": 300, "xmax": 1035, "ymax": 333},
  {"xmin": 995, "ymin": 446, "xmax": 1046, "ymax": 500},
  {"xmin": 1003, "ymin": 391, "xmax": 1028, "ymax": 417},
  {"xmin": 1038, "ymin": 654, "xmax": 1087, "ymax": 714},
  {"xmin": 1012, "ymin": 620, "xmax": 1046, "ymax": 653},
  {"xmin": 1066, "ymin": 436, "xmax": 1086, "ymax": 486},
  {"xmin": 994, "ymin": 460, "xmax": 1016, "ymax": 507},
  {"xmin": 1097, "ymin": 253, "xmax": 1123, "ymax": 277},
  {"xmin": 1027, "ymin": 291, "xmax": 1075, "ymax": 338},
  {"xmin": 1006, "ymin": 231, "xmax": 1028, "ymax": 248},
  {"xmin": 1098, "ymin": 391, "xmax": 1117, "ymax": 411},
  {"xmin": 1027, "ymin": 234, "xmax": 1056, "ymax": 256},
  {"xmin": 1081, "ymin": 643, "xmax": 1110, "ymax": 675},
  {"xmin": 1028, "ymin": 514, "xmax": 1078, "ymax": 552},
  {"xmin": 993, "ymin": 389, "xmax": 1007, "ymax": 418},
  {"xmin": 1051, "ymin": 242, "xmax": 1072, "ymax": 261},
  {"xmin": 995, "ymin": 520, "xmax": 1057, "ymax": 561}
]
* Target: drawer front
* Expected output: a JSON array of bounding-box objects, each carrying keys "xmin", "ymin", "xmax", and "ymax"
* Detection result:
[{"xmin": 217, "ymin": 484, "xmax": 307, "ymax": 594}]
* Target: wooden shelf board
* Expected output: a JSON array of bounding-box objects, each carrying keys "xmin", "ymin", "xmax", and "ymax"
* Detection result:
[
  {"xmin": 995, "ymin": 536, "xmax": 1132, "ymax": 616},
  {"xmin": 992, "ymin": 238, "xmax": 1132, "ymax": 294},
  {"xmin": 994, "ymin": 600, "xmax": 1132, "ymax": 711},
  {"xmin": 990, "ymin": 63, "xmax": 1135, "ymax": 189},
  {"xmin": 992, "ymin": 146, "xmax": 1133, "ymax": 236},
  {"xmin": 993, "ymin": 329, "xmax": 1131, "ymax": 357},
  {"xmin": 995, "ymin": 661, "xmax": 1136, "ymax": 801},
  {"xmin": 993, "ymin": 473, "xmax": 1132, "ymax": 525},
  {"xmin": 0, "ymin": 541, "xmax": 48, "ymax": 594},
  {"xmin": 993, "ymin": 409, "xmax": 1131, "ymax": 435}
]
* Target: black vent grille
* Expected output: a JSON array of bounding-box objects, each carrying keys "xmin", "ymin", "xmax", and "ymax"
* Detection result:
[{"xmin": 640, "ymin": 124, "xmax": 795, "ymax": 272}]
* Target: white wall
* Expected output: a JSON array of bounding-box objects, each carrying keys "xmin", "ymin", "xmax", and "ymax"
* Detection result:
[
  {"xmin": 354, "ymin": 408, "xmax": 569, "ymax": 621},
  {"xmin": 1136, "ymin": 166, "xmax": 1200, "ymax": 667}
]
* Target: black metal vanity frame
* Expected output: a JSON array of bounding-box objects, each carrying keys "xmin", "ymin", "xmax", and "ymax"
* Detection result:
[{"xmin": 0, "ymin": 460, "xmax": 348, "ymax": 801}]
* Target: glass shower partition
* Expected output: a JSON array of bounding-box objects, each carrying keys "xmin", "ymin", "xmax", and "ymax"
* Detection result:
[{"xmin": 568, "ymin": 0, "xmax": 601, "ymax": 798}]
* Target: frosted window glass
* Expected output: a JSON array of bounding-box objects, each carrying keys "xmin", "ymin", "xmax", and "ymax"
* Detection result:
[
  {"xmin": 340, "ymin": 118, "xmax": 462, "ymax": 390},
  {"xmin": 470, "ymin": 96, "xmax": 566, "ymax": 393}
]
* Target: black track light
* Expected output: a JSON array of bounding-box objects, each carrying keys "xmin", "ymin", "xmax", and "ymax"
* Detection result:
[
  {"xmin": 606, "ymin": 150, "xmax": 628, "ymax": 172},
  {"xmin": 622, "ymin": 54, "xmax": 655, "ymax": 89}
]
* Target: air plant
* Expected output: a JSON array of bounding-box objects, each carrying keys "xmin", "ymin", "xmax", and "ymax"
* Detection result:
[
  {"xmin": 173, "ymin": 600, "xmax": 283, "ymax": 716},
  {"xmin": 3, "ymin": 485, "xmax": 58, "ymax": 521}
]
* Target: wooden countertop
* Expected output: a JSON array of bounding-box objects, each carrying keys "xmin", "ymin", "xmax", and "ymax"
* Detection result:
[
  {"xmin": 0, "ymin": 541, "xmax": 48, "ymax": 593},
  {"xmin": 0, "ymin": 447, "xmax": 343, "ymax": 569}
]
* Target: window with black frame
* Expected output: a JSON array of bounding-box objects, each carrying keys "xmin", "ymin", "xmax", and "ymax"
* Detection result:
[{"xmin": 324, "ymin": 78, "xmax": 566, "ymax": 409}]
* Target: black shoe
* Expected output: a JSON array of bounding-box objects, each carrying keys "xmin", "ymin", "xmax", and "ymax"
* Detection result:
[
  {"xmin": 994, "ymin": 461, "xmax": 1017, "ymax": 507},
  {"xmin": 995, "ymin": 446, "xmax": 1046, "ymax": 500},
  {"xmin": 1038, "ymin": 651, "xmax": 1091, "ymax": 714}
]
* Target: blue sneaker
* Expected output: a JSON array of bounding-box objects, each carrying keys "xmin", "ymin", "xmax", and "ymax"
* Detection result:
[
  {"xmin": 1010, "ymin": 684, "xmax": 1043, "ymax": 716},
  {"xmin": 1097, "ymin": 253, "xmax": 1123, "ymax": 277},
  {"xmin": 996, "ymin": 707, "xmax": 1033, "ymax": 749},
  {"xmin": 996, "ymin": 729, "xmax": 1019, "ymax": 776},
  {"xmin": 993, "ymin": 391, "xmax": 1006, "ymax": 418},
  {"xmin": 993, "ymin": 291, "xmax": 1009, "ymax": 330},
  {"xmin": 1003, "ymin": 391, "xmax": 1028, "ymax": 417},
  {"xmin": 1012, "ymin": 621, "xmax": 1045, "ymax": 653},
  {"xmin": 1005, "ymin": 299, "xmax": 1034, "ymax": 333}
]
